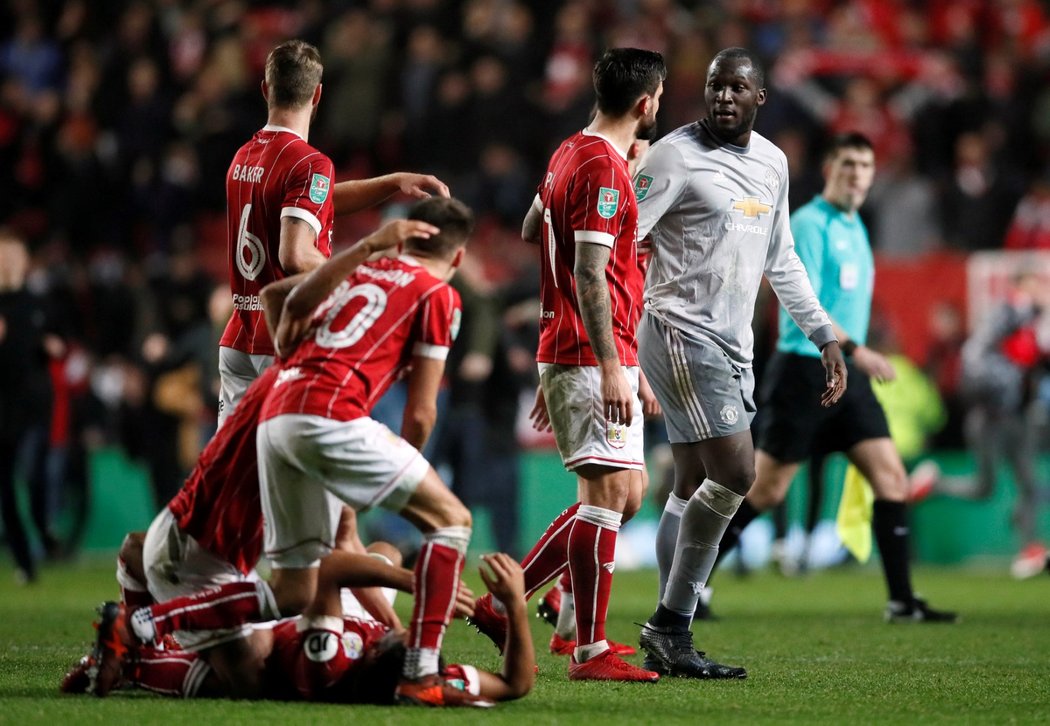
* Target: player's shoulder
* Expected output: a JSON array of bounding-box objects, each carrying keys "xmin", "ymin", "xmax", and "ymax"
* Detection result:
[
  {"xmin": 750, "ymin": 130, "xmax": 789, "ymax": 170},
  {"xmin": 642, "ymin": 125, "xmax": 693, "ymax": 167}
]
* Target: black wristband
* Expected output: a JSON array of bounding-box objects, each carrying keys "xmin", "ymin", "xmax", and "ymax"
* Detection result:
[{"xmin": 840, "ymin": 339, "xmax": 858, "ymax": 356}]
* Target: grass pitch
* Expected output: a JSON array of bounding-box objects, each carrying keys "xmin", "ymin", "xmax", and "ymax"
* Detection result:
[{"xmin": 1, "ymin": 559, "xmax": 1048, "ymax": 724}]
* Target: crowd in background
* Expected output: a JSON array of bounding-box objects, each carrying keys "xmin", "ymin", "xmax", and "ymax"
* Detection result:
[{"xmin": 2, "ymin": 0, "xmax": 1050, "ymax": 571}]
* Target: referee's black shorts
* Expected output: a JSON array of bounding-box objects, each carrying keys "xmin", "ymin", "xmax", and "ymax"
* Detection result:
[{"xmin": 753, "ymin": 351, "xmax": 891, "ymax": 463}]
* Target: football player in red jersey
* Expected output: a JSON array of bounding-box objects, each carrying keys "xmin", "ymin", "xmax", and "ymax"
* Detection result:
[
  {"xmin": 468, "ymin": 48, "xmax": 666, "ymax": 683},
  {"xmin": 218, "ymin": 39, "xmax": 449, "ymax": 427},
  {"xmin": 94, "ymin": 198, "xmax": 482, "ymax": 707}
]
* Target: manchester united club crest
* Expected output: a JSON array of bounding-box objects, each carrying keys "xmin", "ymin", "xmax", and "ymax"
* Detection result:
[
  {"xmin": 597, "ymin": 187, "xmax": 620, "ymax": 219},
  {"xmin": 720, "ymin": 404, "xmax": 739, "ymax": 425},
  {"xmin": 607, "ymin": 420, "xmax": 627, "ymax": 449}
]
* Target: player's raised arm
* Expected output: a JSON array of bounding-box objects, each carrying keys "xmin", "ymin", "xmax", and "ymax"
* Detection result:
[
  {"xmin": 332, "ymin": 172, "xmax": 450, "ymax": 215},
  {"xmin": 270, "ymin": 219, "xmax": 439, "ymax": 356},
  {"xmin": 473, "ymin": 553, "xmax": 535, "ymax": 701}
]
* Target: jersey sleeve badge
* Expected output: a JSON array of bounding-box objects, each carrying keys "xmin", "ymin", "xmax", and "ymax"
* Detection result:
[
  {"xmin": 633, "ymin": 174, "xmax": 653, "ymax": 201},
  {"xmin": 310, "ymin": 173, "xmax": 331, "ymax": 204},
  {"xmin": 597, "ymin": 187, "xmax": 620, "ymax": 219}
]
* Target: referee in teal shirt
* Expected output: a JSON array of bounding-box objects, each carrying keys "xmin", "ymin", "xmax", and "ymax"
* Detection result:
[{"xmin": 708, "ymin": 133, "xmax": 956, "ymax": 623}]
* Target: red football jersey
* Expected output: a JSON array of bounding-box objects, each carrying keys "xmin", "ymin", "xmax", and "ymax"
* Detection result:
[
  {"xmin": 219, "ymin": 125, "xmax": 335, "ymax": 356},
  {"xmin": 535, "ymin": 130, "xmax": 643, "ymax": 366},
  {"xmin": 167, "ymin": 365, "xmax": 277, "ymax": 575},
  {"xmin": 267, "ymin": 616, "xmax": 389, "ymax": 702},
  {"xmin": 261, "ymin": 255, "xmax": 461, "ymax": 423}
]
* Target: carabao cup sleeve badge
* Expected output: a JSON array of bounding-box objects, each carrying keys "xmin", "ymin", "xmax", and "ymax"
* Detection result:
[
  {"xmin": 634, "ymin": 174, "xmax": 653, "ymax": 201},
  {"xmin": 310, "ymin": 173, "xmax": 330, "ymax": 204},
  {"xmin": 597, "ymin": 187, "xmax": 620, "ymax": 219},
  {"xmin": 606, "ymin": 420, "xmax": 628, "ymax": 449}
]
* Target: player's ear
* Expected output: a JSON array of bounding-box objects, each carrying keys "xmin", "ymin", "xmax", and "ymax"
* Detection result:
[
  {"xmin": 313, "ymin": 83, "xmax": 323, "ymax": 107},
  {"xmin": 756, "ymin": 87, "xmax": 767, "ymax": 106},
  {"xmin": 637, "ymin": 94, "xmax": 652, "ymax": 118},
  {"xmin": 260, "ymin": 79, "xmax": 269, "ymax": 104},
  {"xmin": 450, "ymin": 247, "xmax": 465, "ymax": 270}
]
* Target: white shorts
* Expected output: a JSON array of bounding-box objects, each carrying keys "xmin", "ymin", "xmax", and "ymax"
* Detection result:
[
  {"xmin": 258, "ymin": 414, "xmax": 430, "ymax": 569},
  {"xmin": 217, "ymin": 347, "xmax": 274, "ymax": 428},
  {"xmin": 142, "ymin": 508, "xmax": 264, "ymax": 651},
  {"xmin": 538, "ymin": 363, "xmax": 645, "ymax": 471}
]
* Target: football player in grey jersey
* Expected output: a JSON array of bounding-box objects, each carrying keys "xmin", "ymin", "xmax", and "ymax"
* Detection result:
[{"xmin": 633, "ymin": 47, "xmax": 847, "ymax": 679}]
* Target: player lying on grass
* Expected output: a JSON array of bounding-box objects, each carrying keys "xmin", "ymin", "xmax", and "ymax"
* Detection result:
[{"xmin": 64, "ymin": 554, "xmax": 534, "ymax": 707}]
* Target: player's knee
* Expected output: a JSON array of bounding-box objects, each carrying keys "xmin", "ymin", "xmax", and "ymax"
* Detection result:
[
  {"xmin": 427, "ymin": 499, "xmax": 472, "ymax": 530},
  {"xmin": 720, "ymin": 465, "xmax": 755, "ymax": 497},
  {"xmin": 118, "ymin": 531, "xmax": 146, "ymax": 581}
]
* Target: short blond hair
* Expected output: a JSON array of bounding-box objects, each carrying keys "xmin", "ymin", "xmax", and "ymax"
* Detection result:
[{"xmin": 264, "ymin": 40, "xmax": 323, "ymax": 109}]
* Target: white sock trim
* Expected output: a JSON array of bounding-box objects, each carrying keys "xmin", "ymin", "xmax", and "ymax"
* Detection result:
[
  {"xmin": 425, "ymin": 526, "xmax": 472, "ymax": 553},
  {"xmin": 663, "ymin": 492, "xmax": 688, "ymax": 518},
  {"xmin": 694, "ymin": 479, "xmax": 744, "ymax": 519},
  {"xmin": 576, "ymin": 505, "xmax": 622, "ymax": 531}
]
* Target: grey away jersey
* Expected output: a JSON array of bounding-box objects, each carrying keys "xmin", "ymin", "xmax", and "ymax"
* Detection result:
[{"xmin": 635, "ymin": 122, "xmax": 833, "ymax": 367}]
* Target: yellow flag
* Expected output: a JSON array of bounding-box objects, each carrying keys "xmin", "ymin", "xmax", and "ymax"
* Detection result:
[{"xmin": 836, "ymin": 464, "xmax": 875, "ymax": 562}]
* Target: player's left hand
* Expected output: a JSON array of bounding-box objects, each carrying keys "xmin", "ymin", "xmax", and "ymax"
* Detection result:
[
  {"xmin": 820, "ymin": 340, "xmax": 848, "ymax": 407},
  {"xmin": 397, "ymin": 172, "xmax": 450, "ymax": 199},
  {"xmin": 529, "ymin": 385, "xmax": 552, "ymax": 432},
  {"xmin": 852, "ymin": 346, "xmax": 896, "ymax": 383}
]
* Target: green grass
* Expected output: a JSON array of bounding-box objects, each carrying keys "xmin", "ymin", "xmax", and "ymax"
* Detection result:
[{"xmin": 1, "ymin": 559, "xmax": 1049, "ymax": 724}]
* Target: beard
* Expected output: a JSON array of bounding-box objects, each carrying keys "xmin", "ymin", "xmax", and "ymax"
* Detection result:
[{"xmin": 636, "ymin": 116, "xmax": 659, "ymax": 142}]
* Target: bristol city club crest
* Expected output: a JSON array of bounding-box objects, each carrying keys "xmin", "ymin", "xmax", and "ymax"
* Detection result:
[
  {"xmin": 597, "ymin": 187, "xmax": 620, "ymax": 219},
  {"xmin": 606, "ymin": 420, "xmax": 628, "ymax": 449}
]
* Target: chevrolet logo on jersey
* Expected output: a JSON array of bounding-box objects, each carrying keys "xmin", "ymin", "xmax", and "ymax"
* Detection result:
[{"xmin": 731, "ymin": 197, "xmax": 771, "ymax": 218}]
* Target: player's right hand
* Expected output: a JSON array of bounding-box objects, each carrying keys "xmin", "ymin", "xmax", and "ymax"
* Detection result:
[
  {"xmin": 601, "ymin": 363, "xmax": 634, "ymax": 424},
  {"xmin": 820, "ymin": 341, "xmax": 848, "ymax": 407},
  {"xmin": 479, "ymin": 553, "xmax": 525, "ymax": 605},
  {"xmin": 367, "ymin": 219, "xmax": 440, "ymax": 254}
]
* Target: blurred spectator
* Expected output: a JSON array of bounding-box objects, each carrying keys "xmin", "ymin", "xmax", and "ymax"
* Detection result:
[
  {"xmin": 1004, "ymin": 170, "xmax": 1050, "ymax": 250},
  {"xmin": 431, "ymin": 258, "xmax": 524, "ymax": 558},
  {"xmin": 0, "ymin": 231, "xmax": 63, "ymax": 582},
  {"xmin": 867, "ymin": 153, "xmax": 944, "ymax": 257},
  {"xmin": 916, "ymin": 271, "xmax": 1050, "ymax": 576},
  {"xmin": 940, "ymin": 130, "xmax": 1023, "ymax": 250}
]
